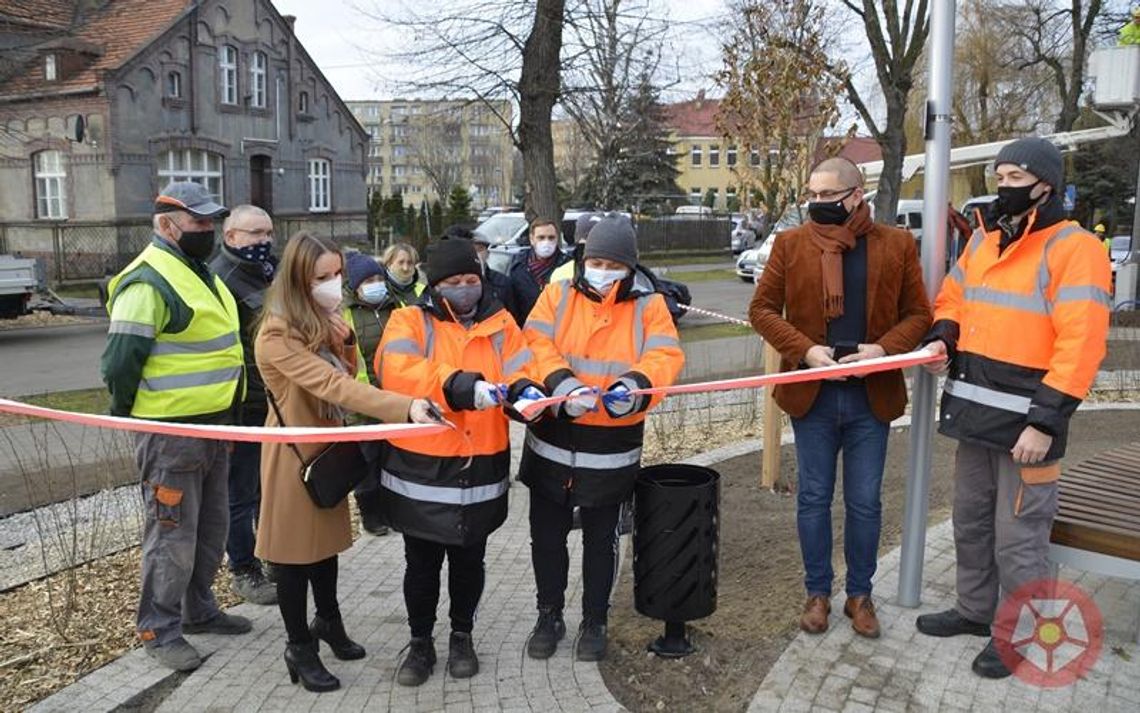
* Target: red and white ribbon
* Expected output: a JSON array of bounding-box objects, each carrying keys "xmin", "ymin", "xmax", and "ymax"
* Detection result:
[
  {"xmin": 516, "ymin": 348, "xmax": 943, "ymax": 419},
  {"xmin": 0, "ymin": 398, "xmax": 449, "ymax": 444}
]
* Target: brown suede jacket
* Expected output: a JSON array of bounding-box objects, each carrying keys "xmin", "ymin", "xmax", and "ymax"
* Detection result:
[{"xmin": 748, "ymin": 221, "xmax": 933, "ymax": 422}]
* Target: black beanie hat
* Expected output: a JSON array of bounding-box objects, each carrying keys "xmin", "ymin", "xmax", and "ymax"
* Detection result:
[
  {"xmin": 426, "ymin": 238, "xmax": 481, "ymax": 285},
  {"xmin": 994, "ymin": 137, "xmax": 1064, "ymax": 192}
]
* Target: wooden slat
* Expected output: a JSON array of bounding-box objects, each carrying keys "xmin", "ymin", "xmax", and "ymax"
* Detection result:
[{"xmin": 1050, "ymin": 441, "xmax": 1140, "ymax": 561}]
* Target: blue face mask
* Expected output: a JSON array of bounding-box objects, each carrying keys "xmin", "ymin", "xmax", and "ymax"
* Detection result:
[{"xmin": 358, "ymin": 281, "xmax": 388, "ymax": 305}]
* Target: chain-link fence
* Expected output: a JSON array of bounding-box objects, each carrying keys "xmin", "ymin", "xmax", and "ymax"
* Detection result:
[{"xmin": 0, "ymin": 213, "xmax": 370, "ymax": 285}]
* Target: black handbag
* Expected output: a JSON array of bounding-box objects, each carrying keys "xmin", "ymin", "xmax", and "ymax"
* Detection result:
[{"xmin": 266, "ymin": 390, "xmax": 369, "ymax": 509}]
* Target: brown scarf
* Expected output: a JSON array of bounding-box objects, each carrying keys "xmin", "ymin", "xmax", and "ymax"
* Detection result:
[{"xmin": 808, "ymin": 201, "xmax": 873, "ymax": 320}]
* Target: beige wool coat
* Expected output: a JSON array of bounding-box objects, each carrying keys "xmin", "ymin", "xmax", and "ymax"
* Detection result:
[{"xmin": 254, "ymin": 314, "xmax": 413, "ymax": 565}]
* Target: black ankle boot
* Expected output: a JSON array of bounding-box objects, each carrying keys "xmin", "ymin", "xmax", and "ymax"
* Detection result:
[
  {"xmin": 310, "ymin": 615, "xmax": 366, "ymax": 661},
  {"xmin": 447, "ymin": 631, "xmax": 479, "ymax": 678},
  {"xmin": 397, "ymin": 636, "xmax": 436, "ymax": 687},
  {"xmin": 284, "ymin": 641, "xmax": 340, "ymax": 693}
]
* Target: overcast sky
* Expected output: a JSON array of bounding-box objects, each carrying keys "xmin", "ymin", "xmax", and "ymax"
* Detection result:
[{"xmin": 271, "ymin": 0, "xmax": 732, "ymax": 103}]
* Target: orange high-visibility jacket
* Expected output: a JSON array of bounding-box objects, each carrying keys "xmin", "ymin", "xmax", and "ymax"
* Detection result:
[
  {"xmin": 375, "ymin": 296, "xmax": 534, "ymax": 545},
  {"xmin": 519, "ymin": 269, "xmax": 684, "ymax": 507},
  {"xmin": 932, "ymin": 210, "xmax": 1111, "ymax": 460}
]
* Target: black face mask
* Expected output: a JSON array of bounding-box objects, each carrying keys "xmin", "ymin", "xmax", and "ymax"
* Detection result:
[
  {"xmin": 807, "ymin": 188, "xmax": 856, "ymax": 226},
  {"xmin": 168, "ymin": 220, "xmax": 216, "ymax": 260},
  {"xmin": 996, "ymin": 182, "xmax": 1042, "ymax": 219}
]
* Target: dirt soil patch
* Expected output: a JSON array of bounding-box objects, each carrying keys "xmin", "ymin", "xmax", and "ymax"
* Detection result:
[{"xmin": 600, "ymin": 409, "xmax": 1140, "ymax": 712}]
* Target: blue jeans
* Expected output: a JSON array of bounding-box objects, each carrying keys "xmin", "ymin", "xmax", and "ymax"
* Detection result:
[
  {"xmin": 225, "ymin": 438, "xmax": 261, "ymax": 571},
  {"xmin": 790, "ymin": 383, "xmax": 890, "ymax": 598}
]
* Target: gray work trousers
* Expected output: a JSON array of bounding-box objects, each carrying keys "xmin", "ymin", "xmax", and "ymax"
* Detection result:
[
  {"xmin": 952, "ymin": 441, "xmax": 1059, "ymax": 625},
  {"xmin": 135, "ymin": 432, "xmax": 230, "ymax": 645}
]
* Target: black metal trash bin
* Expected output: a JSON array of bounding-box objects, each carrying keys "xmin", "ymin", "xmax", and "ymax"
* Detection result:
[{"xmin": 633, "ymin": 463, "xmax": 720, "ymax": 657}]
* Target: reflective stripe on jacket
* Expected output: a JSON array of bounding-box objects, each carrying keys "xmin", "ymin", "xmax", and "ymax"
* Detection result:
[
  {"xmin": 108, "ymin": 243, "xmax": 244, "ymax": 420},
  {"xmin": 519, "ymin": 270, "xmax": 684, "ymax": 506},
  {"xmin": 376, "ymin": 296, "xmax": 531, "ymax": 545},
  {"xmin": 933, "ymin": 216, "xmax": 1111, "ymax": 459}
]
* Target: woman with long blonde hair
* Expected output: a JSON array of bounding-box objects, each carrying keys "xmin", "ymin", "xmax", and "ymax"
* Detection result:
[{"xmin": 254, "ymin": 232, "xmax": 437, "ymax": 693}]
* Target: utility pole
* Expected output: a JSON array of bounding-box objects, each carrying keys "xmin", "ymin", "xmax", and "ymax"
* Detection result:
[{"xmin": 897, "ymin": 0, "xmax": 955, "ymax": 608}]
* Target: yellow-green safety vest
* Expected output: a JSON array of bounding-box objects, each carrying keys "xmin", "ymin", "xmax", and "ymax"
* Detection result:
[{"xmin": 108, "ymin": 244, "xmax": 245, "ymax": 419}]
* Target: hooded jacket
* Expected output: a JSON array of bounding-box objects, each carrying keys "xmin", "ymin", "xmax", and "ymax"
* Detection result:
[
  {"xmin": 375, "ymin": 287, "xmax": 536, "ymax": 545},
  {"xmin": 519, "ymin": 266, "xmax": 685, "ymax": 507}
]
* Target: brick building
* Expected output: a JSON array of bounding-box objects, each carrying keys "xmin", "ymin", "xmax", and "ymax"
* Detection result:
[{"xmin": 0, "ymin": 0, "xmax": 368, "ymax": 282}]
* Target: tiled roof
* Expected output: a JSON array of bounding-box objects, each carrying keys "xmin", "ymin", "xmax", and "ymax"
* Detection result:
[
  {"xmin": 823, "ymin": 136, "xmax": 883, "ymax": 165},
  {"xmin": 0, "ymin": 0, "xmax": 76, "ymax": 30},
  {"xmin": 0, "ymin": 0, "xmax": 191, "ymax": 98},
  {"xmin": 662, "ymin": 97, "xmax": 722, "ymax": 137}
]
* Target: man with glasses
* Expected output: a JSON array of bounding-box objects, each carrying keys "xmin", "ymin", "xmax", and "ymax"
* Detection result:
[
  {"xmin": 210, "ymin": 204, "xmax": 278, "ymax": 605},
  {"xmin": 749, "ymin": 157, "xmax": 932, "ymax": 639}
]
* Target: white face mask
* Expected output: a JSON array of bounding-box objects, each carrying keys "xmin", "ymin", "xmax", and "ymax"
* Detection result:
[
  {"xmin": 311, "ymin": 275, "xmax": 343, "ymax": 311},
  {"xmin": 583, "ymin": 266, "xmax": 628, "ymax": 295},
  {"xmin": 533, "ymin": 239, "xmax": 558, "ymax": 259}
]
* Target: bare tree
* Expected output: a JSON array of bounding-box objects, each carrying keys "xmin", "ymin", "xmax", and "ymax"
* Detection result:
[
  {"xmin": 833, "ymin": 0, "xmax": 930, "ymax": 224},
  {"xmin": 559, "ymin": 0, "xmax": 668, "ymax": 208},
  {"xmin": 995, "ymin": 0, "xmax": 1106, "ymax": 132},
  {"xmin": 408, "ymin": 108, "xmax": 465, "ymax": 201},
  {"xmin": 716, "ymin": 0, "xmax": 846, "ymax": 224},
  {"xmin": 359, "ymin": 0, "xmax": 565, "ymax": 219}
]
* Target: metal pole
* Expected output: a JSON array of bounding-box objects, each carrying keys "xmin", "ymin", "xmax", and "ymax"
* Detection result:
[{"xmin": 897, "ymin": 0, "xmax": 956, "ymax": 608}]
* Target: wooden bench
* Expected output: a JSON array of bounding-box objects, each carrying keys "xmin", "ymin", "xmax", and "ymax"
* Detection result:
[{"xmin": 1048, "ymin": 441, "xmax": 1140, "ymax": 643}]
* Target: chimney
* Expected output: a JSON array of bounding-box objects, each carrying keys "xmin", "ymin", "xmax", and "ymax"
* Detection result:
[{"xmin": 695, "ymin": 89, "xmax": 705, "ymax": 109}]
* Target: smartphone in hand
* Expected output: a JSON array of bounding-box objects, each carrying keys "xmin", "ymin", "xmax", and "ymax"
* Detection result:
[{"xmin": 832, "ymin": 341, "xmax": 859, "ymax": 361}]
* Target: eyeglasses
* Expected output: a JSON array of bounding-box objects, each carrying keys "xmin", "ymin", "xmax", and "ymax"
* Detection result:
[
  {"xmin": 803, "ymin": 187, "xmax": 857, "ymax": 202},
  {"xmin": 234, "ymin": 227, "xmax": 274, "ymax": 239}
]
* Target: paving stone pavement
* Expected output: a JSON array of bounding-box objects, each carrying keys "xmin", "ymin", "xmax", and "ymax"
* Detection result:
[
  {"xmin": 30, "ymin": 423, "xmax": 625, "ymax": 712},
  {"xmin": 748, "ymin": 519, "xmax": 1140, "ymax": 713}
]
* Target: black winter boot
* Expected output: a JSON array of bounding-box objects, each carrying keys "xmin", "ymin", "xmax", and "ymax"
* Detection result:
[
  {"xmin": 575, "ymin": 618, "xmax": 608, "ymax": 662},
  {"xmin": 397, "ymin": 636, "xmax": 436, "ymax": 687},
  {"xmin": 972, "ymin": 638, "xmax": 1012, "ymax": 679},
  {"xmin": 310, "ymin": 614, "xmax": 366, "ymax": 660},
  {"xmin": 284, "ymin": 641, "xmax": 340, "ymax": 693},
  {"xmin": 915, "ymin": 608, "xmax": 990, "ymax": 638},
  {"xmin": 447, "ymin": 631, "xmax": 479, "ymax": 678},
  {"xmin": 526, "ymin": 607, "xmax": 566, "ymax": 660}
]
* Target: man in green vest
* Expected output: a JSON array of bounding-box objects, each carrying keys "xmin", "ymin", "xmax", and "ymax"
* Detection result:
[{"xmin": 101, "ymin": 182, "xmax": 251, "ymax": 672}]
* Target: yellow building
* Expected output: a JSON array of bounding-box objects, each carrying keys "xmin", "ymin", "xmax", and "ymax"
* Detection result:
[
  {"xmin": 661, "ymin": 94, "xmax": 741, "ymax": 210},
  {"xmin": 347, "ymin": 99, "xmax": 514, "ymax": 207}
]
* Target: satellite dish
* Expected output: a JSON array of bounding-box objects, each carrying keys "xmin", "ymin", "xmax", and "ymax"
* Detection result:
[{"xmin": 74, "ymin": 115, "xmax": 86, "ymax": 143}]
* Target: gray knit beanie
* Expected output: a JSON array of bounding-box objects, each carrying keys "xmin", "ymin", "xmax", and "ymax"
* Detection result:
[
  {"xmin": 994, "ymin": 137, "xmax": 1064, "ymax": 191},
  {"xmin": 583, "ymin": 215, "xmax": 638, "ymax": 268}
]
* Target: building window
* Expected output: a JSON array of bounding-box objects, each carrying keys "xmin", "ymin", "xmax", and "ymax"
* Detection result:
[
  {"xmin": 250, "ymin": 51, "xmax": 267, "ymax": 108},
  {"xmin": 219, "ymin": 45, "xmax": 238, "ymax": 105},
  {"xmin": 709, "ymin": 144, "xmax": 720, "ymax": 167},
  {"xmin": 45, "ymin": 54, "xmax": 57, "ymax": 81},
  {"xmin": 298, "ymin": 91, "xmax": 309, "ymax": 113},
  {"xmin": 727, "ymin": 145, "xmax": 737, "ymax": 167},
  {"xmin": 689, "ymin": 187, "xmax": 701, "ymax": 204},
  {"xmin": 750, "ymin": 148, "xmax": 761, "ymax": 167},
  {"xmin": 368, "ymin": 143, "xmax": 381, "ymax": 157},
  {"xmin": 308, "ymin": 159, "xmax": 330, "ymax": 212},
  {"xmin": 158, "ymin": 149, "xmax": 224, "ymax": 201},
  {"xmin": 167, "ymin": 71, "xmax": 182, "ymax": 98},
  {"xmin": 34, "ymin": 150, "xmax": 67, "ymax": 219},
  {"xmin": 690, "ymin": 145, "xmax": 702, "ymax": 167}
]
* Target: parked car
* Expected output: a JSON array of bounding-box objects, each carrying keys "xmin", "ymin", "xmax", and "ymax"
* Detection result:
[
  {"xmin": 478, "ymin": 209, "xmax": 621, "ymax": 274},
  {"xmin": 730, "ymin": 214, "xmax": 757, "ymax": 255},
  {"xmin": 735, "ymin": 237, "xmax": 775, "ymax": 283},
  {"xmin": 1111, "ymin": 235, "xmax": 1135, "ymax": 294},
  {"xmin": 675, "ymin": 205, "xmax": 713, "ymax": 217},
  {"xmin": 895, "ymin": 199, "xmax": 924, "ymax": 243},
  {"xmin": 960, "ymin": 195, "xmax": 999, "ymax": 228}
]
